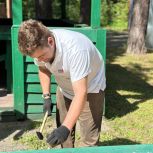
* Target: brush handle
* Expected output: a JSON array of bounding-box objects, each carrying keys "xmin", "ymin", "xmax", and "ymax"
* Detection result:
[{"xmin": 40, "ymin": 111, "xmax": 48, "ymax": 133}]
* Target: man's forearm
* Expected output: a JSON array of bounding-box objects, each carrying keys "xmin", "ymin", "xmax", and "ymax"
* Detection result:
[
  {"xmin": 38, "ymin": 67, "xmax": 51, "ymax": 94},
  {"xmin": 62, "ymin": 93, "xmax": 87, "ymax": 130}
]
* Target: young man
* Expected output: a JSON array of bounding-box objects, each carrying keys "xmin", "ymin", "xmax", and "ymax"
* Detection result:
[{"xmin": 18, "ymin": 19, "xmax": 106, "ymax": 148}]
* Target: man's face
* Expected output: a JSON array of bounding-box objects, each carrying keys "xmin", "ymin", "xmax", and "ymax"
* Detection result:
[{"xmin": 30, "ymin": 37, "xmax": 56, "ymax": 64}]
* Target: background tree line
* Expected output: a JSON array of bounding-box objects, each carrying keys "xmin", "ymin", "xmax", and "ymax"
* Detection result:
[{"xmin": 22, "ymin": 0, "xmax": 129, "ymax": 29}]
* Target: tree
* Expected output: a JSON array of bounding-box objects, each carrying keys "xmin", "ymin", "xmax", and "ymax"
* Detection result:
[
  {"xmin": 35, "ymin": 0, "xmax": 52, "ymax": 19},
  {"xmin": 79, "ymin": 0, "xmax": 91, "ymax": 25},
  {"xmin": 127, "ymin": 0, "xmax": 150, "ymax": 54}
]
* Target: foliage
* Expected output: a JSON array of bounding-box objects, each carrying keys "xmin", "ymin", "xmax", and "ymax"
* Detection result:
[
  {"xmin": 21, "ymin": 0, "xmax": 128, "ymax": 29},
  {"xmin": 0, "ymin": 0, "xmax": 4, "ymax": 3},
  {"xmin": 23, "ymin": 0, "xmax": 35, "ymax": 19},
  {"xmin": 101, "ymin": 0, "xmax": 128, "ymax": 29},
  {"xmin": 65, "ymin": 0, "xmax": 80, "ymax": 22}
]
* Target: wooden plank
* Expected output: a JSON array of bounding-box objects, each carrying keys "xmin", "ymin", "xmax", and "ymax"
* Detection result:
[
  {"xmin": 25, "ymin": 83, "xmax": 57, "ymax": 93},
  {"xmin": 96, "ymin": 29, "xmax": 106, "ymax": 63},
  {"xmin": 26, "ymin": 94, "xmax": 56, "ymax": 104},
  {"xmin": 12, "ymin": 0, "xmax": 22, "ymax": 24},
  {"xmin": 25, "ymin": 74, "xmax": 56, "ymax": 83},
  {"xmin": 2, "ymin": 144, "xmax": 153, "ymax": 153},
  {"xmin": 11, "ymin": 26, "xmax": 25, "ymax": 120},
  {"xmin": 25, "ymin": 56, "xmax": 34, "ymax": 62},
  {"xmin": 91, "ymin": 0, "xmax": 101, "ymax": 28},
  {"xmin": 25, "ymin": 64, "xmax": 38, "ymax": 73},
  {"xmin": 48, "ymin": 27, "xmax": 97, "ymax": 42}
]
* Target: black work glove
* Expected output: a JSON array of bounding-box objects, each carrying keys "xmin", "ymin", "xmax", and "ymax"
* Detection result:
[
  {"xmin": 43, "ymin": 98, "xmax": 52, "ymax": 116},
  {"xmin": 46, "ymin": 125, "xmax": 70, "ymax": 147}
]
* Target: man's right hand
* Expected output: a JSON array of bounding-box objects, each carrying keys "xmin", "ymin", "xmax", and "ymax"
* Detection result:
[{"xmin": 43, "ymin": 98, "xmax": 52, "ymax": 116}]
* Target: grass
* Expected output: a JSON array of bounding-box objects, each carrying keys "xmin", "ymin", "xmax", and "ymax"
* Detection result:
[
  {"xmin": 100, "ymin": 37, "xmax": 153, "ymax": 145},
  {"xmin": 17, "ymin": 30, "xmax": 153, "ymax": 148}
]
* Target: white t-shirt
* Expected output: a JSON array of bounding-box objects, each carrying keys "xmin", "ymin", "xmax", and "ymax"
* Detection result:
[{"xmin": 34, "ymin": 29, "xmax": 106, "ymax": 99}]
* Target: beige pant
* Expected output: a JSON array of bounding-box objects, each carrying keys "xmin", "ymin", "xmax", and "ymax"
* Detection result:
[{"xmin": 56, "ymin": 87, "xmax": 105, "ymax": 148}]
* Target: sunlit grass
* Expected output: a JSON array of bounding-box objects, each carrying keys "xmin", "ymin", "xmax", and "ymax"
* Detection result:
[{"xmin": 100, "ymin": 36, "xmax": 153, "ymax": 145}]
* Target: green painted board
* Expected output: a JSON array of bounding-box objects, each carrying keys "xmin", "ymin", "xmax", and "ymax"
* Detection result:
[
  {"xmin": 25, "ymin": 84, "xmax": 57, "ymax": 93},
  {"xmin": 26, "ymin": 94, "xmax": 56, "ymax": 104},
  {"xmin": 25, "ymin": 74, "xmax": 56, "ymax": 83},
  {"xmin": 1, "ymin": 144, "xmax": 153, "ymax": 153},
  {"xmin": 91, "ymin": 0, "xmax": 101, "ymax": 28},
  {"xmin": 12, "ymin": 0, "xmax": 22, "ymax": 25},
  {"xmin": 11, "ymin": 26, "xmax": 25, "ymax": 119},
  {"xmin": 25, "ymin": 64, "xmax": 39, "ymax": 73}
]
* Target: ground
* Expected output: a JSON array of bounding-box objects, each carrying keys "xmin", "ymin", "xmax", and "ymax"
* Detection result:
[{"xmin": 0, "ymin": 116, "xmax": 109, "ymax": 152}]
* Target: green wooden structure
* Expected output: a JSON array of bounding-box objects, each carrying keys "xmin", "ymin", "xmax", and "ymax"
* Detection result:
[
  {"xmin": 3, "ymin": 0, "xmax": 106, "ymax": 120},
  {"xmin": 0, "ymin": 145, "xmax": 153, "ymax": 153}
]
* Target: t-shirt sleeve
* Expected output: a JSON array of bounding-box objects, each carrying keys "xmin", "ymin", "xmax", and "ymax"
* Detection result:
[
  {"xmin": 69, "ymin": 50, "xmax": 91, "ymax": 82},
  {"xmin": 34, "ymin": 58, "xmax": 46, "ymax": 67}
]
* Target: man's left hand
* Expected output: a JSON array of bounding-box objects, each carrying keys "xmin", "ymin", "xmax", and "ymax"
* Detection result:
[{"xmin": 46, "ymin": 125, "xmax": 70, "ymax": 147}]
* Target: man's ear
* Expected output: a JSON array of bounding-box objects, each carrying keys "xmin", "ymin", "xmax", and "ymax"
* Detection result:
[{"xmin": 48, "ymin": 37, "xmax": 54, "ymax": 46}]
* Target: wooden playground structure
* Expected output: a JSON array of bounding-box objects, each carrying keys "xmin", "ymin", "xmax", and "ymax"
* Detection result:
[{"xmin": 0, "ymin": 0, "xmax": 106, "ymax": 121}]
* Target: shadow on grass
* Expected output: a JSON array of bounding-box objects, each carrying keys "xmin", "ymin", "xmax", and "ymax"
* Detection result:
[
  {"xmin": 105, "ymin": 63, "xmax": 153, "ymax": 119},
  {"xmin": 0, "ymin": 119, "xmax": 41, "ymax": 141},
  {"xmin": 99, "ymin": 138, "xmax": 140, "ymax": 146}
]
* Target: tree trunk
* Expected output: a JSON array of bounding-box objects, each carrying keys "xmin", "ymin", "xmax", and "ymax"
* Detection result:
[
  {"xmin": 35, "ymin": 0, "xmax": 52, "ymax": 20},
  {"xmin": 79, "ymin": 0, "xmax": 91, "ymax": 25},
  {"xmin": 127, "ymin": 0, "xmax": 150, "ymax": 54}
]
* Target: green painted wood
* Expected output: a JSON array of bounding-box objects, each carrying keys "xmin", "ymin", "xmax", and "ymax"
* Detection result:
[
  {"xmin": 11, "ymin": 27, "xmax": 25, "ymax": 119},
  {"xmin": 91, "ymin": 0, "xmax": 101, "ymax": 28},
  {"xmin": 26, "ymin": 94, "xmax": 56, "ymax": 104},
  {"xmin": 96, "ymin": 29, "xmax": 106, "ymax": 63},
  {"xmin": 1, "ymin": 144, "xmax": 153, "ymax": 153},
  {"xmin": 12, "ymin": 0, "xmax": 23, "ymax": 25},
  {"xmin": 25, "ymin": 84, "xmax": 57, "ymax": 93},
  {"xmin": 25, "ymin": 64, "xmax": 39, "ymax": 73},
  {"xmin": 25, "ymin": 74, "xmax": 56, "ymax": 83},
  {"xmin": 26, "ymin": 104, "xmax": 56, "ymax": 114},
  {"xmin": 25, "ymin": 56, "xmax": 34, "ymax": 62}
]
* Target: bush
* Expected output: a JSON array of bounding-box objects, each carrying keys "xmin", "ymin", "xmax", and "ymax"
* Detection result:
[{"xmin": 101, "ymin": 0, "xmax": 128, "ymax": 29}]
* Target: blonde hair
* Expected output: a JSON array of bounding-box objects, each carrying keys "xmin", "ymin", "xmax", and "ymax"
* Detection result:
[{"xmin": 18, "ymin": 19, "xmax": 53, "ymax": 55}]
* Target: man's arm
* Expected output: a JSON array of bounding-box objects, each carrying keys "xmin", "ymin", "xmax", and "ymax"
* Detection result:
[
  {"xmin": 38, "ymin": 66, "xmax": 52, "ymax": 116},
  {"xmin": 46, "ymin": 76, "xmax": 88, "ymax": 147},
  {"xmin": 62, "ymin": 76, "xmax": 87, "ymax": 130},
  {"xmin": 38, "ymin": 66, "xmax": 51, "ymax": 94}
]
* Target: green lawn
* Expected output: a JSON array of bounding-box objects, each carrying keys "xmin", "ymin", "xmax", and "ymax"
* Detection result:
[{"xmin": 100, "ymin": 42, "xmax": 153, "ymax": 145}]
